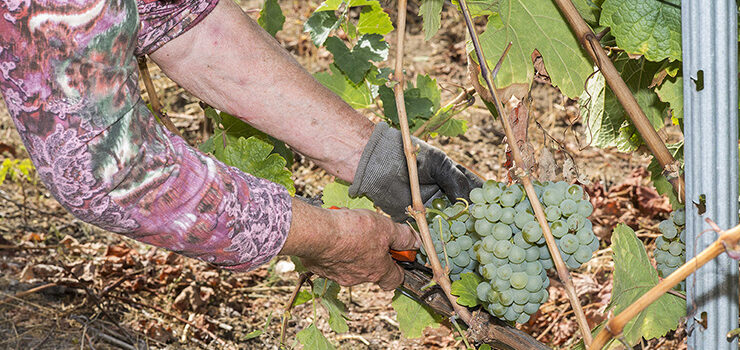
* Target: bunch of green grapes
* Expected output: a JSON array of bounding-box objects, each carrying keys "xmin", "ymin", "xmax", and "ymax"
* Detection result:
[
  {"xmin": 654, "ymin": 208, "xmax": 686, "ymax": 290},
  {"xmin": 416, "ymin": 200, "xmax": 480, "ymax": 281}
]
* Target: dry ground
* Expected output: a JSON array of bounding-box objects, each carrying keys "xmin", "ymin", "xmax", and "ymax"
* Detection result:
[{"xmin": 0, "ymin": 1, "xmax": 686, "ymax": 349}]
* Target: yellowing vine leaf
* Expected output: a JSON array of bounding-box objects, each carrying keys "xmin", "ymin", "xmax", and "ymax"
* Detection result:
[
  {"xmin": 475, "ymin": 0, "xmax": 593, "ymax": 98},
  {"xmin": 321, "ymin": 181, "xmax": 375, "ymax": 210}
]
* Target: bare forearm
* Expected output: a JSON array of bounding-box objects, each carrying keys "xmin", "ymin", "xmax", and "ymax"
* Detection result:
[{"xmin": 150, "ymin": 0, "xmax": 372, "ymax": 181}]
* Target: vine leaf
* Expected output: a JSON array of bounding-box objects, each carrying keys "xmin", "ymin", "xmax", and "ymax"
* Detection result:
[
  {"xmin": 655, "ymin": 75, "xmax": 683, "ymax": 122},
  {"xmin": 312, "ymin": 278, "xmax": 349, "ymax": 334},
  {"xmin": 316, "ymin": 0, "xmax": 376, "ymax": 12},
  {"xmin": 357, "ymin": 3, "xmax": 394, "ymax": 35},
  {"xmin": 222, "ymin": 137, "xmax": 295, "ymax": 196},
  {"xmin": 258, "ymin": 0, "xmax": 285, "ymax": 37},
  {"xmin": 321, "ymin": 181, "xmax": 375, "ymax": 210},
  {"xmin": 647, "ymin": 142, "xmax": 683, "ymax": 210},
  {"xmin": 419, "ymin": 0, "xmax": 444, "ymax": 40},
  {"xmin": 450, "ymin": 272, "xmax": 482, "ymax": 307},
  {"xmin": 391, "ymin": 290, "xmax": 443, "ymax": 338},
  {"xmin": 297, "ymin": 324, "xmax": 336, "ymax": 350},
  {"xmin": 314, "ymin": 65, "xmax": 375, "ymax": 109},
  {"xmin": 451, "ymin": 0, "xmax": 497, "ymax": 18},
  {"xmin": 475, "ymin": 0, "xmax": 593, "ymax": 98},
  {"xmin": 325, "ymin": 34, "xmax": 389, "ymax": 84},
  {"xmin": 606, "ymin": 224, "xmax": 685, "ymax": 348},
  {"xmin": 379, "ymin": 85, "xmax": 435, "ymax": 127},
  {"xmin": 580, "ymin": 54, "xmax": 669, "ymax": 152},
  {"xmin": 600, "ymin": 0, "xmax": 681, "ymax": 62},
  {"xmin": 305, "ymin": 11, "xmax": 341, "ymax": 46},
  {"xmin": 571, "ymin": 0, "xmax": 601, "ymax": 26}
]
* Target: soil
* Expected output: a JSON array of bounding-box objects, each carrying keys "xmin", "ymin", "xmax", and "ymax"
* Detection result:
[{"xmin": 0, "ymin": 1, "xmax": 686, "ymax": 349}]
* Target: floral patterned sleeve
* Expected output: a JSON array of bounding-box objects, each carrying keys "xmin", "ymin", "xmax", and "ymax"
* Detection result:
[{"xmin": 0, "ymin": 0, "xmax": 292, "ymax": 271}]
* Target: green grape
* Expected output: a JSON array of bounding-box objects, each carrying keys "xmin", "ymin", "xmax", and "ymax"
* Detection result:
[
  {"xmin": 500, "ymin": 290, "xmax": 514, "ymax": 306},
  {"xmin": 522, "ymin": 221, "xmax": 543, "ymax": 243},
  {"xmin": 480, "ymin": 264, "xmax": 496, "ymax": 280},
  {"xmin": 525, "ymin": 275, "xmax": 543, "ymax": 292},
  {"xmin": 566, "ymin": 214, "xmax": 587, "ymax": 231},
  {"xmin": 491, "ymin": 256, "xmax": 509, "ymax": 267},
  {"xmin": 577, "ymin": 200, "xmax": 594, "ymax": 217},
  {"xmin": 499, "ymin": 207, "xmax": 516, "ymax": 225},
  {"xmin": 457, "ymin": 236, "xmax": 474, "ymax": 251},
  {"xmin": 669, "ymin": 242, "xmax": 685, "ymax": 257},
  {"xmin": 516, "ymin": 313, "xmax": 530, "ymax": 324},
  {"xmin": 510, "ymin": 272, "xmax": 529, "ymax": 289},
  {"xmin": 488, "ymin": 303, "xmax": 506, "ymax": 317},
  {"xmin": 485, "ymin": 203, "xmax": 503, "ymax": 222},
  {"xmin": 539, "ymin": 244, "xmax": 551, "ymax": 260},
  {"xmin": 514, "ymin": 211, "xmax": 535, "ymax": 229},
  {"xmin": 465, "ymin": 217, "xmax": 476, "ymax": 232},
  {"xmin": 545, "ymin": 206, "xmax": 561, "ymax": 222},
  {"xmin": 433, "ymin": 240, "xmax": 443, "ymax": 254},
  {"xmin": 550, "ymin": 220, "xmax": 568, "ymax": 238},
  {"xmin": 559, "ymin": 199, "xmax": 578, "ymax": 217},
  {"xmin": 453, "ymin": 251, "xmax": 471, "ymax": 267},
  {"xmin": 654, "ymin": 249, "xmax": 668, "ymax": 264},
  {"xmin": 528, "ymin": 290, "xmax": 541, "ymax": 303},
  {"xmin": 655, "ymin": 236, "xmax": 669, "ymax": 250},
  {"xmin": 525, "ymin": 261, "xmax": 543, "ymax": 276},
  {"xmin": 446, "ymin": 241, "xmax": 461, "ymax": 257},
  {"xmin": 540, "ymin": 289, "xmax": 549, "ymax": 303},
  {"xmin": 513, "ymin": 290, "xmax": 529, "ymax": 305},
  {"xmin": 472, "ymin": 204, "xmax": 487, "ymax": 219},
  {"xmin": 477, "ymin": 282, "xmax": 492, "ymax": 301},
  {"xmin": 540, "ymin": 258, "xmax": 554, "ymax": 270},
  {"xmin": 476, "ymin": 249, "xmax": 495, "ymax": 265},
  {"xmin": 475, "ymin": 219, "xmax": 494, "ymax": 236},
  {"xmin": 673, "ymin": 207, "xmax": 686, "ymax": 226},
  {"xmin": 492, "ymin": 223, "xmax": 513, "ymax": 241},
  {"xmin": 588, "ymin": 237, "xmax": 599, "ymax": 252},
  {"xmin": 576, "ymin": 231, "xmax": 594, "ymax": 248},
  {"xmin": 470, "ymin": 188, "xmax": 486, "ymax": 204},
  {"xmin": 493, "ymin": 240, "xmax": 513, "ymax": 259},
  {"xmin": 431, "ymin": 197, "xmax": 448, "ymax": 210},
  {"xmin": 566, "ymin": 184, "xmax": 584, "ymax": 201},
  {"xmin": 511, "ymin": 303, "xmax": 525, "ymax": 314},
  {"xmin": 484, "ymin": 185, "xmax": 503, "ymax": 204},
  {"xmin": 524, "ymin": 302, "xmax": 540, "ymax": 315},
  {"xmin": 566, "ymin": 255, "xmax": 581, "ymax": 269},
  {"xmin": 542, "ymin": 186, "xmax": 565, "ymax": 207},
  {"xmin": 497, "ymin": 265, "xmax": 513, "ymax": 280},
  {"xmin": 560, "ymin": 234, "xmax": 579, "ymax": 254},
  {"xmin": 450, "ymin": 263, "xmax": 463, "ymax": 275},
  {"xmin": 500, "ymin": 190, "xmax": 519, "ymax": 207},
  {"xmin": 509, "ymin": 261, "xmax": 526, "ymax": 272},
  {"xmin": 492, "ymin": 277, "xmax": 510, "ymax": 291},
  {"xmin": 659, "ymin": 220, "xmax": 678, "ymax": 240},
  {"xmin": 486, "ymin": 290, "xmax": 501, "ymax": 304},
  {"xmin": 451, "ymin": 220, "xmax": 467, "ymax": 236},
  {"xmin": 512, "ymin": 232, "xmax": 530, "ymax": 249},
  {"xmin": 482, "ymin": 236, "xmax": 497, "ymax": 252},
  {"xmin": 503, "ymin": 308, "xmax": 519, "ymax": 322},
  {"xmin": 525, "ymin": 246, "xmax": 540, "ymax": 261},
  {"xmin": 510, "ymin": 246, "xmax": 526, "ymax": 264},
  {"xmin": 515, "ymin": 199, "xmax": 533, "ymax": 215},
  {"xmin": 574, "ymin": 245, "xmax": 593, "ymax": 264}
]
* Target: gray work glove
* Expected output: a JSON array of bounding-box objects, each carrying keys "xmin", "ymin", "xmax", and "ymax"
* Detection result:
[{"xmin": 349, "ymin": 122, "xmax": 483, "ymax": 221}]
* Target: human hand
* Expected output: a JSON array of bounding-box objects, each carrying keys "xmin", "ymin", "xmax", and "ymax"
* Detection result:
[
  {"xmin": 281, "ymin": 201, "xmax": 420, "ymax": 290},
  {"xmin": 349, "ymin": 122, "xmax": 484, "ymax": 221}
]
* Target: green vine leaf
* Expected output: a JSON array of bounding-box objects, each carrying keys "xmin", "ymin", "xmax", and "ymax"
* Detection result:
[
  {"xmin": 419, "ymin": 0, "xmax": 444, "ymax": 40},
  {"xmin": 571, "ymin": 0, "xmax": 601, "ymax": 26},
  {"xmin": 475, "ymin": 0, "xmax": 593, "ymax": 98},
  {"xmin": 297, "ymin": 324, "xmax": 336, "ymax": 350},
  {"xmin": 450, "ymin": 272, "xmax": 482, "ymax": 307},
  {"xmin": 316, "ymin": 0, "xmax": 376, "ymax": 12},
  {"xmin": 391, "ymin": 290, "xmax": 443, "ymax": 338},
  {"xmin": 580, "ymin": 54, "xmax": 669, "ymax": 152},
  {"xmin": 358, "ymin": 3, "xmax": 394, "ymax": 35},
  {"xmin": 305, "ymin": 10, "xmax": 341, "ymax": 46},
  {"xmin": 258, "ymin": 0, "xmax": 285, "ymax": 37},
  {"xmin": 321, "ymin": 181, "xmax": 375, "ymax": 210},
  {"xmin": 600, "ymin": 0, "xmax": 681, "ymax": 62},
  {"xmin": 222, "ymin": 137, "xmax": 295, "ymax": 196},
  {"xmin": 607, "ymin": 224, "xmax": 685, "ymax": 347},
  {"xmin": 312, "ymin": 278, "xmax": 349, "ymax": 334},
  {"xmin": 451, "ymin": 0, "xmax": 497, "ymax": 17},
  {"xmin": 647, "ymin": 142, "xmax": 683, "ymax": 210},
  {"xmin": 656, "ymin": 74, "xmax": 683, "ymax": 122},
  {"xmin": 325, "ymin": 34, "xmax": 389, "ymax": 84},
  {"xmin": 315, "ymin": 65, "xmax": 375, "ymax": 109},
  {"xmin": 379, "ymin": 85, "xmax": 435, "ymax": 127}
]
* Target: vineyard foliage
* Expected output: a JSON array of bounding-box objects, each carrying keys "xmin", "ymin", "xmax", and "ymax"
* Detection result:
[{"xmin": 209, "ymin": 0, "xmax": 693, "ymax": 347}]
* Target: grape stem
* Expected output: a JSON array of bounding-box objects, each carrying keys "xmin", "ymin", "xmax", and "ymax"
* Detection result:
[
  {"xmin": 391, "ymin": 0, "xmax": 474, "ymax": 327},
  {"xmin": 457, "ymin": 0, "xmax": 594, "ymax": 346},
  {"xmin": 590, "ymin": 220, "xmax": 740, "ymax": 349}
]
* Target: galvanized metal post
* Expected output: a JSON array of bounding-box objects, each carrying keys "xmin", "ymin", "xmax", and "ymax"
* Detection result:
[{"xmin": 683, "ymin": 0, "xmax": 739, "ymax": 348}]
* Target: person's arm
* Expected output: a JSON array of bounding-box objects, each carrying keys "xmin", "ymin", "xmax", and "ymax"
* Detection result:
[
  {"xmin": 149, "ymin": 0, "xmax": 371, "ymax": 182},
  {"xmin": 0, "ymin": 0, "xmax": 416, "ymax": 289}
]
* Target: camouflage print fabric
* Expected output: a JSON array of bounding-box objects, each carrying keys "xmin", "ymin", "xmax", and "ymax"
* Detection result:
[{"xmin": 0, "ymin": 0, "xmax": 293, "ymax": 271}]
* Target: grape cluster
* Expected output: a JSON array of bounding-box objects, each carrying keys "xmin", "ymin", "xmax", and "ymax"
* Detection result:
[
  {"xmin": 416, "ymin": 179, "xmax": 599, "ymax": 323},
  {"xmin": 654, "ymin": 208, "xmax": 686, "ymax": 290},
  {"xmin": 416, "ymin": 201, "xmax": 480, "ymax": 281}
]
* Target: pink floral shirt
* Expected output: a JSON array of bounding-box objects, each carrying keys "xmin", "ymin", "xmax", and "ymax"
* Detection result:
[{"xmin": 0, "ymin": 0, "xmax": 292, "ymax": 271}]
